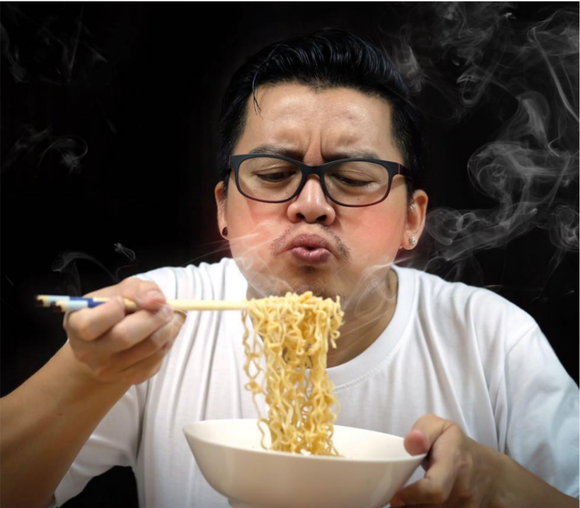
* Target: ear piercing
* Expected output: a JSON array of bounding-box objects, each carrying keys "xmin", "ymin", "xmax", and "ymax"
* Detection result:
[
  {"xmin": 222, "ymin": 227, "xmax": 228, "ymax": 237},
  {"xmin": 399, "ymin": 236, "xmax": 418, "ymax": 250}
]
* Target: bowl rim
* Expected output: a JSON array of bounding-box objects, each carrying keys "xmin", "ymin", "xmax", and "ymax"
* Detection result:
[{"xmin": 183, "ymin": 418, "xmax": 427, "ymax": 464}]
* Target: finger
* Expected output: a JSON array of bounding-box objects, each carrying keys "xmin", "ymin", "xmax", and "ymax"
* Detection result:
[
  {"xmin": 106, "ymin": 312, "xmax": 186, "ymax": 371},
  {"xmin": 391, "ymin": 503, "xmax": 440, "ymax": 508},
  {"xmin": 392, "ymin": 464, "xmax": 458, "ymax": 506},
  {"xmin": 405, "ymin": 414, "xmax": 449, "ymax": 455},
  {"xmin": 391, "ymin": 501, "xmax": 440, "ymax": 508},
  {"xmin": 404, "ymin": 429, "xmax": 430, "ymax": 456},
  {"xmin": 122, "ymin": 279, "xmax": 168, "ymax": 311},
  {"xmin": 72, "ymin": 308, "xmax": 185, "ymax": 379},
  {"xmin": 65, "ymin": 296, "xmax": 126, "ymax": 342},
  {"xmin": 102, "ymin": 304, "xmax": 175, "ymax": 353},
  {"xmin": 392, "ymin": 424, "xmax": 464, "ymax": 506},
  {"xmin": 87, "ymin": 277, "xmax": 167, "ymax": 312},
  {"xmin": 67, "ymin": 278, "xmax": 167, "ymax": 341}
]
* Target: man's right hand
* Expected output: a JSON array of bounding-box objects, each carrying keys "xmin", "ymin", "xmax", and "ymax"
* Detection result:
[
  {"xmin": 64, "ymin": 277, "xmax": 186, "ymax": 386},
  {"xmin": 1, "ymin": 277, "xmax": 186, "ymax": 508}
]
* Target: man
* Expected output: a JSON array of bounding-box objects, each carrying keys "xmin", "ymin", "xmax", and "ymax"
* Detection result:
[{"xmin": 1, "ymin": 29, "xmax": 578, "ymax": 507}]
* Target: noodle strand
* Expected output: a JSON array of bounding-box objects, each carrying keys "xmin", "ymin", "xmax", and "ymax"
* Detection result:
[{"xmin": 242, "ymin": 291, "xmax": 344, "ymax": 456}]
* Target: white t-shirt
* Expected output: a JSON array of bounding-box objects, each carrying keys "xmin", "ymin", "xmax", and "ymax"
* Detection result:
[{"xmin": 54, "ymin": 257, "xmax": 579, "ymax": 507}]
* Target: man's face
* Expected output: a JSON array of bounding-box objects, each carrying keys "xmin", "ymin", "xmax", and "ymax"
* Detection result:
[{"xmin": 216, "ymin": 83, "xmax": 426, "ymax": 307}]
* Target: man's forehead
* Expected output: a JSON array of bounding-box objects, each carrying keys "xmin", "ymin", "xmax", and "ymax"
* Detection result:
[
  {"xmin": 240, "ymin": 122, "xmax": 381, "ymax": 157},
  {"xmin": 236, "ymin": 83, "xmax": 397, "ymax": 157},
  {"xmin": 250, "ymin": 83, "xmax": 390, "ymax": 122}
]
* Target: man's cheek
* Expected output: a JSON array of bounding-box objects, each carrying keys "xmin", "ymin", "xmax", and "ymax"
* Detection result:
[
  {"xmin": 229, "ymin": 238, "xmax": 268, "ymax": 271},
  {"xmin": 229, "ymin": 221, "xmax": 281, "ymax": 265},
  {"xmin": 351, "ymin": 226, "xmax": 397, "ymax": 253}
]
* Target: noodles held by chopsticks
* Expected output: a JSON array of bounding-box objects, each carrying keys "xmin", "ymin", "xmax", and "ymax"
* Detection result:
[{"xmin": 242, "ymin": 292, "xmax": 344, "ymax": 456}]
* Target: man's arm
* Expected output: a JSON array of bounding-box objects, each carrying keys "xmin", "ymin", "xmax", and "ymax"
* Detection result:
[
  {"xmin": 389, "ymin": 415, "xmax": 578, "ymax": 507},
  {"xmin": 1, "ymin": 279, "xmax": 185, "ymax": 508},
  {"xmin": 1, "ymin": 346, "xmax": 131, "ymax": 508}
]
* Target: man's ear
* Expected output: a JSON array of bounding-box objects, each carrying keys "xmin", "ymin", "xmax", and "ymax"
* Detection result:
[
  {"xmin": 402, "ymin": 189, "xmax": 428, "ymax": 250},
  {"xmin": 214, "ymin": 181, "xmax": 227, "ymax": 236}
]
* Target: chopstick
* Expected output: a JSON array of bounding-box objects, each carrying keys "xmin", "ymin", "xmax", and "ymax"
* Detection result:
[{"xmin": 35, "ymin": 295, "xmax": 248, "ymax": 313}]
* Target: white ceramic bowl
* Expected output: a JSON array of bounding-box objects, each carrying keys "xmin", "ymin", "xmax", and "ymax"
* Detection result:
[{"xmin": 184, "ymin": 419, "xmax": 425, "ymax": 508}]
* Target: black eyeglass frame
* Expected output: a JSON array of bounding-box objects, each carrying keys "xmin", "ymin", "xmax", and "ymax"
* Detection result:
[{"xmin": 229, "ymin": 153, "xmax": 413, "ymax": 208}]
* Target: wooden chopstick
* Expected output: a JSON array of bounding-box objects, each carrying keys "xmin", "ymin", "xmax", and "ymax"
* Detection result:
[{"xmin": 35, "ymin": 295, "xmax": 248, "ymax": 313}]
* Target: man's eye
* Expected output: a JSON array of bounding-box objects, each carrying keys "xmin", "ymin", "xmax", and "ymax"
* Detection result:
[
  {"xmin": 332, "ymin": 174, "xmax": 374, "ymax": 187},
  {"xmin": 256, "ymin": 171, "xmax": 295, "ymax": 182}
]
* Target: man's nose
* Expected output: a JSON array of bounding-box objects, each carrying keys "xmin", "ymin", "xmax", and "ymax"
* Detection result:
[{"xmin": 286, "ymin": 176, "xmax": 336, "ymax": 225}]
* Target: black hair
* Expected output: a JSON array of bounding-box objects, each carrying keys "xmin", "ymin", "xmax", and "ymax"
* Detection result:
[{"xmin": 217, "ymin": 28, "xmax": 427, "ymax": 202}]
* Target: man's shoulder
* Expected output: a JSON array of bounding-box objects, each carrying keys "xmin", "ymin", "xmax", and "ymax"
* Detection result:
[
  {"xmin": 396, "ymin": 265, "xmax": 538, "ymax": 338},
  {"xmin": 133, "ymin": 256, "xmax": 239, "ymax": 279},
  {"xmin": 129, "ymin": 257, "xmax": 244, "ymax": 299}
]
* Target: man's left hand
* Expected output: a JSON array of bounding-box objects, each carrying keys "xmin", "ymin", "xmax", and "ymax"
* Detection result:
[{"xmin": 389, "ymin": 414, "xmax": 501, "ymax": 507}]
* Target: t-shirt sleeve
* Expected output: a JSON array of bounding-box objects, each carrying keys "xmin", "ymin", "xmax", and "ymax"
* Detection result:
[
  {"xmin": 53, "ymin": 384, "xmax": 147, "ymax": 506},
  {"xmin": 496, "ymin": 324, "xmax": 579, "ymax": 497},
  {"xmin": 129, "ymin": 266, "xmax": 179, "ymax": 299}
]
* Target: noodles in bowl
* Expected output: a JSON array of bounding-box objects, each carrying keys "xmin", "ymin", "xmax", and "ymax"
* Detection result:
[
  {"xmin": 183, "ymin": 292, "xmax": 426, "ymax": 508},
  {"xmin": 183, "ymin": 419, "xmax": 426, "ymax": 508}
]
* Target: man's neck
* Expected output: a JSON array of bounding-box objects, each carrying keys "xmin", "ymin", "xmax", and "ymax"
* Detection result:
[{"xmin": 327, "ymin": 268, "xmax": 398, "ymax": 368}]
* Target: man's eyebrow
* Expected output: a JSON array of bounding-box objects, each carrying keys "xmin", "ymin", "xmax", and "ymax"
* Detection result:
[
  {"xmin": 248, "ymin": 144, "xmax": 304, "ymax": 159},
  {"xmin": 329, "ymin": 149, "xmax": 381, "ymax": 160},
  {"xmin": 248, "ymin": 144, "xmax": 381, "ymax": 161}
]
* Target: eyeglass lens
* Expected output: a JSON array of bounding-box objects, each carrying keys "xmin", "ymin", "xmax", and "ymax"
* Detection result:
[{"xmin": 237, "ymin": 157, "xmax": 390, "ymax": 205}]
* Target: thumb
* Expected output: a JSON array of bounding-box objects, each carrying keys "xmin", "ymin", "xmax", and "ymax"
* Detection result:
[
  {"xmin": 404, "ymin": 429, "xmax": 430, "ymax": 456},
  {"xmin": 118, "ymin": 278, "xmax": 167, "ymax": 312}
]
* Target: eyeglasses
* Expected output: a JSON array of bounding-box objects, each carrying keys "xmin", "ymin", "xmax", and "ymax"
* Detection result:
[{"xmin": 229, "ymin": 154, "xmax": 412, "ymax": 207}]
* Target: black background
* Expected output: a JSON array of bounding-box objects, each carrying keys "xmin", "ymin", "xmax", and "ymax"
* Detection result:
[{"xmin": 2, "ymin": 3, "xmax": 578, "ymax": 507}]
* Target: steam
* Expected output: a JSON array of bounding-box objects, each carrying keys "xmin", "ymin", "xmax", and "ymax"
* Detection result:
[
  {"xmin": 1, "ymin": 4, "xmax": 108, "ymax": 86},
  {"xmin": 228, "ymin": 223, "xmax": 292, "ymax": 296},
  {"xmin": 113, "ymin": 243, "xmax": 138, "ymax": 280},
  {"xmin": 1, "ymin": 19, "xmax": 26, "ymax": 82},
  {"xmin": 37, "ymin": 132, "xmax": 88, "ymax": 175},
  {"xmin": 229, "ymin": 220, "xmax": 396, "ymax": 332},
  {"xmin": 5, "ymin": 3, "xmax": 576, "ymax": 312},
  {"xmin": 2, "ymin": 4, "xmax": 112, "ymax": 176},
  {"xmin": 1, "ymin": 126, "xmax": 88, "ymax": 175},
  {"xmin": 52, "ymin": 244, "xmax": 138, "ymax": 295},
  {"xmin": 392, "ymin": 3, "xmax": 578, "ymax": 283}
]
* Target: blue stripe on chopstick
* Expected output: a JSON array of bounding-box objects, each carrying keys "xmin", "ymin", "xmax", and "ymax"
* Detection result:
[
  {"xmin": 50, "ymin": 297, "xmax": 107, "ymax": 311},
  {"xmin": 86, "ymin": 298, "xmax": 106, "ymax": 308}
]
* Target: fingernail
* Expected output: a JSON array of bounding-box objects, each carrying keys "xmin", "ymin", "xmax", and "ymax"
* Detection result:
[
  {"xmin": 146, "ymin": 289, "xmax": 165, "ymax": 303},
  {"xmin": 158, "ymin": 305, "xmax": 173, "ymax": 321}
]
